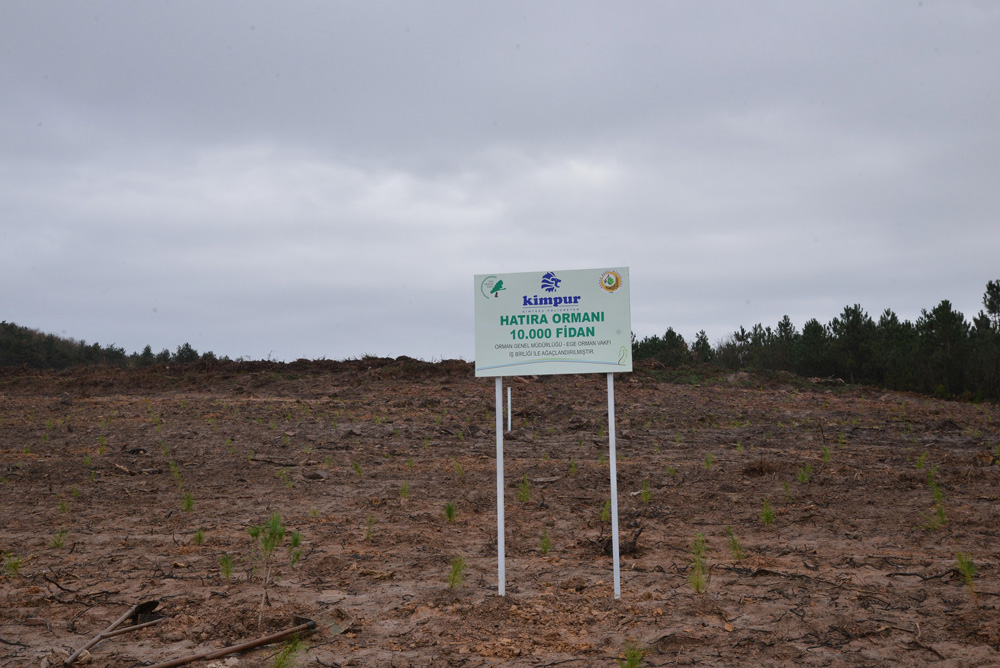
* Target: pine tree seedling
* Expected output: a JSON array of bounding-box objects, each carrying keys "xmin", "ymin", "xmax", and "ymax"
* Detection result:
[
  {"xmin": 3, "ymin": 553, "xmax": 23, "ymax": 578},
  {"xmin": 51, "ymin": 529, "xmax": 67, "ymax": 549},
  {"xmin": 444, "ymin": 502, "xmax": 456, "ymax": 523},
  {"xmin": 922, "ymin": 469, "xmax": 948, "ymax": 529},
  {"xmin": 540, "ymin": 529, "xmax": 552, "ymax": 555},
  {"xmin": 688, "ymin": 533, "xmax": 709, "ymax": 594},
  {"xmin": 639, "ymin": 479, "xmax": 651, "ymax": 504},
  {"xmin": 517, "ymin": 475, "xmax": 532, "ymax": 502},
  {"xmin": 364, "ymin": 515, "xmax": 375, "ymax": 541},
  {"xmin": 690, "ymin": 532, "xmax": 707, "ymax": 561},
  {"xmin": 288, "ymin": 530, "xmax": 303, "ymax": 565},
  {"xmin": 600, "ymin": 499, "xmax": 612, "ymax": 523},
  {"xmin": 352, "ymin": 461, "xmax": 363, "ymax": 477},
  {"xmin": 182, "ymin": 492, "xmax": 194, "ymax": 512},
  {"xmin": 915, "ymin": 450, "xmax": 929, "ymax": 469},
  {"xmin": 272, "ymin": 633, "xmax": 304, "ymax": 668},
  {"xmin": 725, "ymin": 526, "xmax": 744, "ymax": 562},
  {"xmin": 760, "ymin": 498, "xmax": 775, "ymax": 526},
  {"xmin": 926, "ymin": 464, "xmax": 939, "ymax": 486},
  {"xmin": 617, "ymin": 639, "xmax": 647, "ymax": 668},
  {"xmin": 569, "ymin": 458, "xmax": 578, "ymax": 476},
  {"xmin": 453, "ymin": 459, "xmax": 465, "ymax": 479},
  {"xmin": 796, "ymin": 464, "xmax": 813, "ymax": 483},
  {"xmin": 276, "ymin": 468, "xmax": 293, "ymax": 488},
  {"xmin": 955, "ymin": 552, "xmax": 977, "ymax": 603},
  {"xmin": 821, "ymin": 445, "xmax": 831, "ymax": 463},
  {"xmin": 400, "ymin": 481, "xmax": 411, "ymax": 499},
  {"xmin": 218, "ymin": 554, "xmax": 234, "ymax": 580},
  {"xmin": 247, "ymin": 513, "xmax": 290, "ymax": 627},
  {"xmin": 448, "ymin": 556, "xmax": 466, "ymax": 589},
  {"xmin": 704, "ymin": 453, "xmax": 714, "ymax": 470}
]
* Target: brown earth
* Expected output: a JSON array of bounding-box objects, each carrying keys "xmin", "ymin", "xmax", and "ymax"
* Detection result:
[{"xmin": 1, "ymin": 358, "xmax": 999, "ymax": 667}]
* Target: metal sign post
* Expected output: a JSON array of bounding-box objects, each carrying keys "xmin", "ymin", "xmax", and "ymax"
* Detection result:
[
  {"xmin": 495, "ymin": 376, "xmax": 506, "ymax": 596},
  {"xmin": 475, "ymin": 267, "xmax": 631, "ymax": 599},
  {"xmin": 607, "ymin": 372, "xmax": 621, "ymax": 598},
  {"xmin": 507, "ymin": 386, "xmax": 512, "ymax": 432}
]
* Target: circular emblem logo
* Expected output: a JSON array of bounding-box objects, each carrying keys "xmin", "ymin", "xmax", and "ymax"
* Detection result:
[
  {"xmin": 600, "ymin": 270, "xmax": 622, "ymax": 293},
  {"xmin": 480, "ymin": 276, "xmax": 506, "ymax": 299}
]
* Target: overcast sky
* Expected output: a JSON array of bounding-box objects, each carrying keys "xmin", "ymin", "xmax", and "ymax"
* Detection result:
[{"xmin": 2, "ymin": 2, "xmax": 998, "ymax": 362}]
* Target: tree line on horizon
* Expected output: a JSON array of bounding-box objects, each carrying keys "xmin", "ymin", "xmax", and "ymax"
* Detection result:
[
  {"xmin": 633, "ymin": 280, "xmax": 1000, "ymax": 401},
  {"xmin": 0, "ymin": 322, "xmax": 221, "ymax": 370},
  {"xmin": 4, "ymin": 280, "xmax": 999, "ymax": 401}
]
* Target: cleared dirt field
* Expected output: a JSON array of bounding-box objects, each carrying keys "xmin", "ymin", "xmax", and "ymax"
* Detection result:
[{"xmin": 2, "ymin": 359, "xmax": 999, "ymax": 667}]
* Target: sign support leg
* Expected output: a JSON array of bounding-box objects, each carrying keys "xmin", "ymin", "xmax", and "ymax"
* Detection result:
[
  {"xmin": 496, "ymin": 376, "xmax": 506, "ymax": 596},
  {"xmin": 507, "ymin": 386, "xmax": 512, "ymax": 432},
  {"xmin": 608, "ymin": 372, "xmax": 621, "ymax": 599}
]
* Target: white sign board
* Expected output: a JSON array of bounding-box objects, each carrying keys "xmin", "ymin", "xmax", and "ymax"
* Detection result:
[{"xmin": 474, "ymin": 267, "xmax": 632, "ymax": 377}]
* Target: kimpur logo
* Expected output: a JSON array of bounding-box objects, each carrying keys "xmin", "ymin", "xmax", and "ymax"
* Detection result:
[
  {"xmin": 540, "ymin": 271, "xmax": 562, "ymax": 292},
  {"xmin": 600, "ymin": 270, "xmax": 622, "ymax": 293},
  {"xmin": 481, "ymin": 276, "xmax": 506, "ymax": 299},
  {"xmin": 523, "ymin": 271, "xmax": 582, "ymax": 308}
]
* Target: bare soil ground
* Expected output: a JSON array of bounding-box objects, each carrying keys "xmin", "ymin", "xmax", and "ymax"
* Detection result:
[{"xmin": 2, "ymin": 359, "xmax": 999, "ymax": 667}]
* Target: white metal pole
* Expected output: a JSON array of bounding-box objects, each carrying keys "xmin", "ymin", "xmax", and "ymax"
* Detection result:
[
  {"xmin": 507, "ymin": 386, "xmax": 512, "ymax": 432},
  {"xmin": 607, "ymin": 372, "xmax": 621, "ymax": 599},
  {"xmin": 495, "ymin": 376, "xmax": 506, "ymax": 596}
]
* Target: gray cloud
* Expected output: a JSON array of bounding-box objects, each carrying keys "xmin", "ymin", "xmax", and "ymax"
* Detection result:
[{"xmin": 2, "ymin": 2, "xmax": 998, "ymax": 361}]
